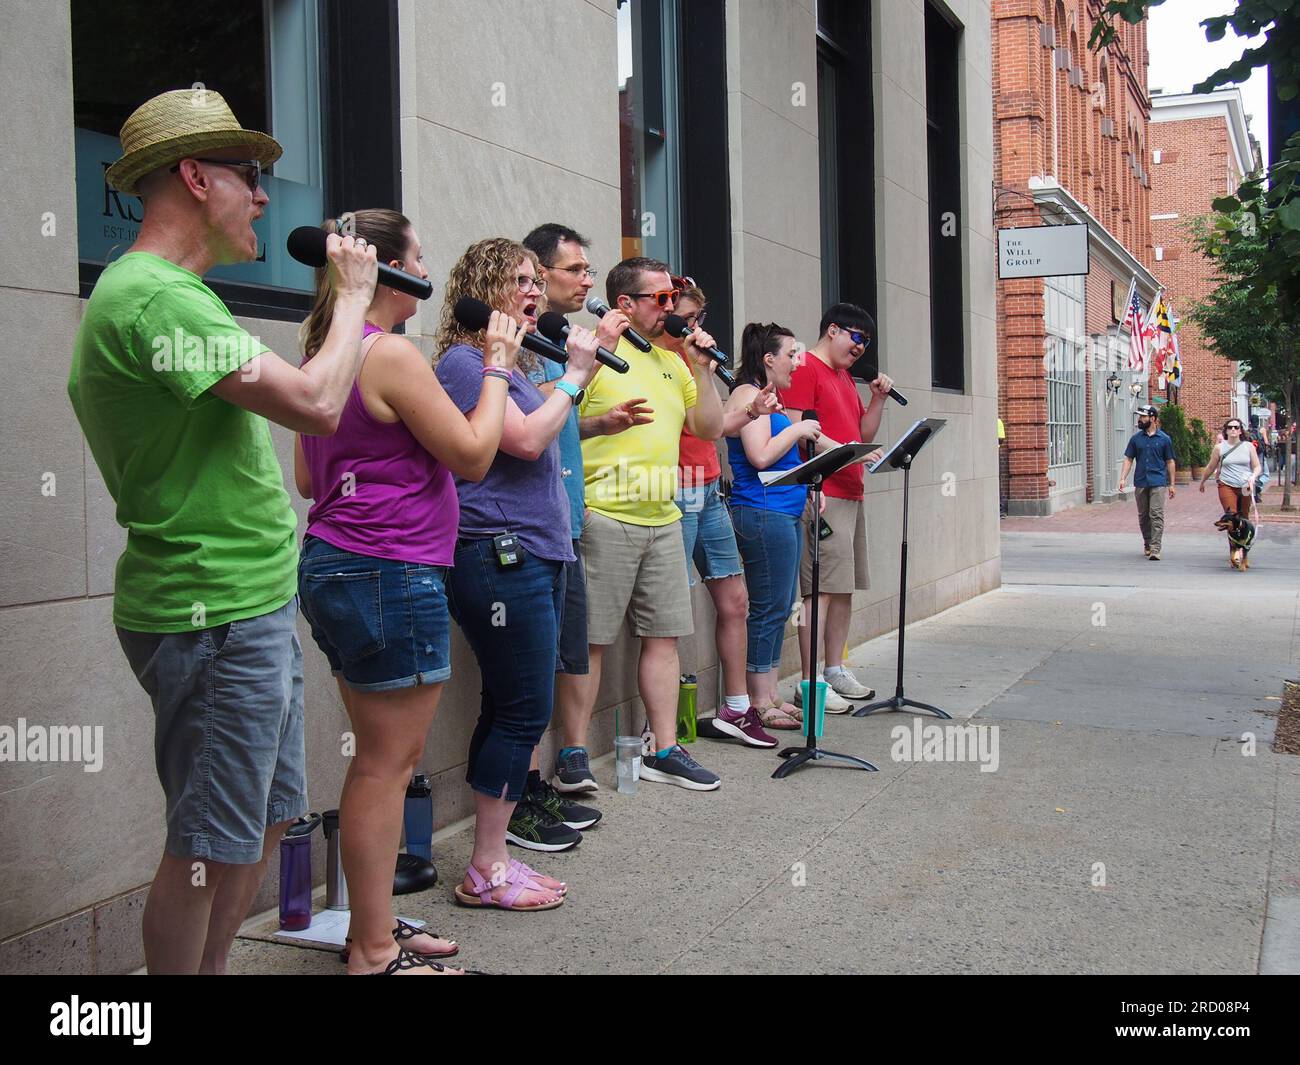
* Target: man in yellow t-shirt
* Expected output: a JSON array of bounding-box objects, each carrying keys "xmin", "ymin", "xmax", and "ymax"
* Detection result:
[{"xmin": 574, "ymin": 257, "xmax": 725, "ymax": 790}]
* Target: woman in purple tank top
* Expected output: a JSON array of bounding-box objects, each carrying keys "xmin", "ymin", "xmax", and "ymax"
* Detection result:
[{"xmin": 293, "ymin": 210, "xmax": 524, "ymax": 976}]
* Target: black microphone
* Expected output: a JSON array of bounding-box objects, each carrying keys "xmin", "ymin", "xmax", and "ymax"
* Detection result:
[
  {"xmin": 287, "ymin": 225, "xmax": 433, "ymax": 300},
  {"xmin": 451, "ymin": 297, "xmax": 568, "ymax": 365},
  {"xmin": 537, "ymin": 312, "xmax": 630, "ymax": 374},
  {"xmin": 662, "ymin": 313, "xmax": 736, "ymax": 390},
  {"xmin": 584, "ymin": 295, "xmax": 652, "ymax": 353}
]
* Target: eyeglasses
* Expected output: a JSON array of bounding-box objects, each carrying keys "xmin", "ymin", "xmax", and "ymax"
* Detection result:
[
  {"xmin": 515, "ymin": 274, "xmax": 547, "ymax": 295},
  {"xmin": 833, "ymin": 324, "xmax": 870, "ymax": 347},
  {"xmin": 1227, "ymin": 424, "xmax": 1243, "ymax": 430},
  {"xmin": 682, "ymin": 309, "xmax": 708, "ymax": 330},
  {"xmin": 628, "ymin": 290, "xmax": 678, "ymax": 308},
  {"xmin": 170, "ymin": 158, "xmax": 262, "ymax": 191},
  {"xmin": 548, "ymin": 263, "xmax": 597, "ymax": 280}
]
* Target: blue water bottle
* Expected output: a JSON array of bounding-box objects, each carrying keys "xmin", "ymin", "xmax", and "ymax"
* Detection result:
[{"xmin": 404, "ymin": 774, "xmax": 433, "ymax": 859}]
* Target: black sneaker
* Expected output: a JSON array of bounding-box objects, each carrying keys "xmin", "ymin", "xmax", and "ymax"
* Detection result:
[
  {"xmin": 641, "ymin": 744, "xmax": 721, "ymax": 791},
  {"xmin": 553, "ymin": 747, "xmax": 598, "ymax": 794},
  {"xmin": 529, "ymin": 777, "xmax": 602, "ymax": 831},
  {"xmin": 505, "ymin": 799, "xmax": 582, "ymax": 852}
]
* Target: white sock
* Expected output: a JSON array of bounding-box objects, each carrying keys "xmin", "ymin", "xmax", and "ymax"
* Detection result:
[
  {"xmin": 723, "ymin": 695, "xmax": 750, "ymax": 716},
  {"xmin": 824, "ymin": 665, "xmax": 845, "ymax": 680}
]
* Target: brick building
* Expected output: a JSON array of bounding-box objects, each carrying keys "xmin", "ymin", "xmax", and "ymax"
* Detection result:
[
  {"xmin": 1148, "ymin": 89, "xmax": 1259, "ymax": 433},
  {"xmin": 994, "ymin": 0, "xmax": 1160, "ymax": 514}
]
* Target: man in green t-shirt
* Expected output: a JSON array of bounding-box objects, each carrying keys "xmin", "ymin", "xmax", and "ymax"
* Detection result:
[{"xmin": 67, "ymin": 89, "xmax": 377, "ymax": 974}]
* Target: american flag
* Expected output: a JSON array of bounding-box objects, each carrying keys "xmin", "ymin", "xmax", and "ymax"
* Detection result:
[{"xmin": 1120, "ymin": 279, "xmax": 1146, "ymax": 372}]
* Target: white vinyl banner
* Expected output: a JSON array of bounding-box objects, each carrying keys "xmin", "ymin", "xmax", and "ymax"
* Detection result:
[{"xmin": 997, "ymin": 224, "xmax": 1090, "ymax": 279}]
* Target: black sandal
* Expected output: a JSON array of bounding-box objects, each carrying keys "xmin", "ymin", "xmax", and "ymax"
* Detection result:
[
  {"xmin": 339, "ymin": 919, "xmax": 459, "ymax": 964},
  {"xmin": 369, "ymin": 946, "xmax": 449, "ymax": 975}
]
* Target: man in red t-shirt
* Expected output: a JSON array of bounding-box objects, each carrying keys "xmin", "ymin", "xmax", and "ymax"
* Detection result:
[{"xmin": 781, "ymin": 303, "xmax": 889, "ymax": 712}]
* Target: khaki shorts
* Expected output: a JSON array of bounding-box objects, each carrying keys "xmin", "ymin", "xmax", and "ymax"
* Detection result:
[
  {"xmin": 581, "ymin": 510, "xmax": 695, "ymax": 645},
  {"xmin": 800, "ymin": 494, "xmax": 869, "ymax": 596}
]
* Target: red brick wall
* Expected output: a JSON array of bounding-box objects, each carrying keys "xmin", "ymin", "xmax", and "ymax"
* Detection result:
[
  {"xmin": 993, "ymin": 0, "xmax": 1153, "ymax": 511},
  {"xmin": 1148, "ymin": 113, "xmax": 1243, "ymax": 435}
]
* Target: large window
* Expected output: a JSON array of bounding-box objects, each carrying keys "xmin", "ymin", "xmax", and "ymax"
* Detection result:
[
  {"xmin": 617, "ymin": 0, "xmax": 732, "ymax": 358},
  {"xmin": 816, "ymin": 0, "xmax": 876, "ymax": 363},
  {"xmin": 925, "ymin": 0, "xmax": 965, "ymax": 392},
  {"xmin": 618, "ymin": 0, "xmax": 682, "ymax": 266},
  {"xmin": 72, "ymin": 0, "xmax": 401, "ymax": 321},
  {"xmin": 1045, "ymin": 272, "xmax": 1086, "ymax": 494}
]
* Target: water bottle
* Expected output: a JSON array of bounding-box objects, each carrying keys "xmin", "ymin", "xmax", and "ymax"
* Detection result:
[
  {"xmin": 322, "ymin": 808, "xmax": 348, "ymax": 911},
  {"xmin": 615, "ymin": 736, "xmax": 642, "ymax": 795},
  {"xmin": 677, "ymin": 674, "xmax": 698, "ymax": 743},
  {"xmin": 278, "ymin": 812, "xmax": 320, "ymax": 931},
  {"xmin": 404, "ymin": 774, "xmax": 433, "ymax": 860}
]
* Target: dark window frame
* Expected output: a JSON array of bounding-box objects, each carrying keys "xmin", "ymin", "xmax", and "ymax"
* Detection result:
[
  {"xmin": 75, "ymin": 0, "xmax": 402, "ymax": 324},
  {"xmin": 925, "ymin": 0, "xmax": 965, "ymax": 393},
  {"xmin": 815, "ymin": 0, "xmax": 877, "ymax": 382},
  {"xmin": 678, "ymin": 0, "xmax": 733, "ymax": 362}
]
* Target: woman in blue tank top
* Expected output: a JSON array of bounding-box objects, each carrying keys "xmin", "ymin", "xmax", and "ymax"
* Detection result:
[{"xmin": 725, "ymin": 323, "xmax": 824, "ymax": 729}]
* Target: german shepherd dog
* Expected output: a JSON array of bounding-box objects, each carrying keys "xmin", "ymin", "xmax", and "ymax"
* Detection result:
[{"xmin": 1222, "ymin": 511, "xmax": 1255, "ymax": 570}]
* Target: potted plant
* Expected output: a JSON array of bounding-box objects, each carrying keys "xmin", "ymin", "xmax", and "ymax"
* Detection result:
[
  {"xmin": 1160, "ymin": 403, "xmax": 1194, "ymax": 484},
  {"xmin": 1189, "ymin": 418, "xmax": 1213, "ymax": 479}
]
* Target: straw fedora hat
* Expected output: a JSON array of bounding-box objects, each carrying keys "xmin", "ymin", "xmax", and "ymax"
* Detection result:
[{"xmin": 105, "ymin": 88, "xmax": 282, "ymax": 196}]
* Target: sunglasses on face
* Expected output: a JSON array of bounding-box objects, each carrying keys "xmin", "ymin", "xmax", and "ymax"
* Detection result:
[
  {"xmin": 1227, "ymin": 424, "xmax": 1242, "ymax": 431},
  {"xmin": 628, "ymin": 290, "xmax": 679, "ymax": 308},
  {"xmin": 170, "ymin": 157, "xmax": 262, "ymax": 191},
  {"xmin": 833, "ymin": 324, "xmax": 870, "ymax": 347}
]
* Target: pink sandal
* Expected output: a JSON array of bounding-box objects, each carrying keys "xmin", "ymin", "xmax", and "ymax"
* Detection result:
[
  {"xmin": 454, "ymin": 862, "xmax": 564, "ymax": 911},
  {"xmin": 508, "ymin": 858, "xmax": 566, "ymax": 896}
]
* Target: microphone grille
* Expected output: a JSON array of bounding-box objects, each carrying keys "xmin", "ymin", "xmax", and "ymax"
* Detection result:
[
  {"xmin": 286, "ymin": 225, "xmax": 329, "ymax": 268},
  {"xmin": 536, "ymin": 311, "xmax": 568, "ymax": 342},
  {"xmin": 451, "ymin": 296, "xmax": 492, "ymax": 332},
  {"xmin": 584, "ymin": 295, "xmax": 608, "ymax": 316}
]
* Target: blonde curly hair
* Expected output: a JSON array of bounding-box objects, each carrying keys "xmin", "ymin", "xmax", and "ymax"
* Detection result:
[{"xmin": 435, "ymin": 238, "xmax": 541, "ymax": 369}]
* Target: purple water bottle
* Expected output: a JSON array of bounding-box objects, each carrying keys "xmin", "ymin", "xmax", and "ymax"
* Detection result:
[{"xmin": 278, "ymin": 812, "xmax": 321, "ymax": 931}]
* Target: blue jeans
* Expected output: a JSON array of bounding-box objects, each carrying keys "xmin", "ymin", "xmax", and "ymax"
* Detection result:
[
  {"xmin": 731, "ymin": 505, "xmax": 802, "ymax": 673},
  {"xmin": 446, "ymin": 539, "xmax": 565, "ymax": 802}
]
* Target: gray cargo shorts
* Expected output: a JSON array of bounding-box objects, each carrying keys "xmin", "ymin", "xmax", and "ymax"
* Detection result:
[{"xmin": 116, "ymin": 597, "xmax": 308, "ymax": 865}]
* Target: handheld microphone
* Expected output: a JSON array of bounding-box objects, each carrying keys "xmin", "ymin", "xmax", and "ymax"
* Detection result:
[
  {"xmin": 451, "ymin": 297, "xmax": 569, "ymax": 366},
  {"xmin": 663, "ymin": 313, "xmax": 736, "ymax": 390},
  {"xmin": 801, "ymin": 409, "xmax": 819, "ymax": 462},
  {"xmin": 861, "ymin": 367, "xmax": 908, "ymax": 406},
  {"xmin": 537, "ymin": 312, "xmax": 630, "ymax": 374},
  {"xmin": 584, "ymin": 295, "xmax": 652, "ymax": 353},
  {"xmin": 286, "ymin": 226, "xmax": 433, "ymax": 300}
]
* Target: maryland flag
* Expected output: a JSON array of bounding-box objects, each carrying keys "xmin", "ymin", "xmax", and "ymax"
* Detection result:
[
  {"xmin": 1147, "ymin": 291, "xmax": 1176, "ymax": 374},
  {"xmin": 1164, "ymin": 330, "xmax": 1183, "ymax": 388}
]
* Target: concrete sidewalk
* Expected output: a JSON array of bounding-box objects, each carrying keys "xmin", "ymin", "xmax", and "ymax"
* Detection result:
[{"xmin": 229, "ymin": 519, "xmax": 1300, "ymax": 975}]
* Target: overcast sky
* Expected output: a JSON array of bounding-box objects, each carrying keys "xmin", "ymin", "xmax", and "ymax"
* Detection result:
[{"xmin": 1147, "ymin": 0, "xmax": 1269, "ymax": 160}]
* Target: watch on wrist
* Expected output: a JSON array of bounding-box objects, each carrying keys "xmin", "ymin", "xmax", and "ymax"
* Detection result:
[{"xmin": 554, "ymin": 379, "xmax": 585, "ymax": 406}]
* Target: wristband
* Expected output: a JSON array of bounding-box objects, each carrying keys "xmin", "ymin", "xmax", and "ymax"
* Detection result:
[
  {"xmin": 554, "ymin": 379, "xmax": 584, "ymax": 405},
  {"xmin": 482, "ymin": 366, "xmax": 511, "ymax": 382}
]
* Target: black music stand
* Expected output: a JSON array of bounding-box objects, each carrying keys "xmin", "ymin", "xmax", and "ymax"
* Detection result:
[
  {"xmin": 853, "ymin": 418, "xmax": 951, "ymax": 720},
  {"xmin": 760, "ymin": 443, "xmax": 880, "ymax": 778}
]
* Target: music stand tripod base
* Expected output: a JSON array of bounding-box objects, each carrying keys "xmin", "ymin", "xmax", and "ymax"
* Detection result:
[
  {"xmin": 851, "ymin": 417, "xmax": 951, "ymax": 721},
  {"xmin": 773, "ymin": 745, "xmax": 877, "ymax": 778},
  {"xmin": 756, "ymin": 442, "xmax": 883, "ymax": 779}
]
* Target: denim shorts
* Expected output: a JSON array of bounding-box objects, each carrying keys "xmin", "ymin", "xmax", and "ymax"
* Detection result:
[
  {"xmin": 116, "ymin": 597, "xmax": 308, "ymax": 865},
  {"xmin": 675, "ymin": 478, "xmax": 744, "ymax": 587},
  {"xmin": 298, "ymin": 536, "xmax": 452, "ymax": 692}
]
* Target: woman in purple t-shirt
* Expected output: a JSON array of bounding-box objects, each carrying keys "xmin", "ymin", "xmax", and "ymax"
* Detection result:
[
  {"xmin": 294, "ymin": 210, "xmax": 523, "ymax": 975},
  {"xmin": 433, "ymin": 238, "xmax": 600, "ymax": 913}
]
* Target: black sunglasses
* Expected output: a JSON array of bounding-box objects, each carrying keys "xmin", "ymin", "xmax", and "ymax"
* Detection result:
[{"xmin": 170, "ymin": 157, "xmax": 262, "ymax": 191}]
